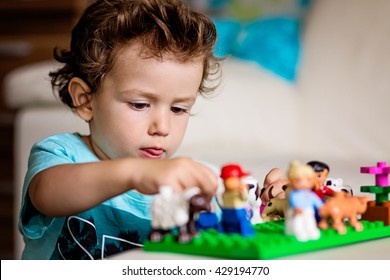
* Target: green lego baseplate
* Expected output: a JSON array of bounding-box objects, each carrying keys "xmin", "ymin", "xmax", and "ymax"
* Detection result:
[{"xmin": 144, "ymin": 220, "xmax": 390, "ymax": 259}]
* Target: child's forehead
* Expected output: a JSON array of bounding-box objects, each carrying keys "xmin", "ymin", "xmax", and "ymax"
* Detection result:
[{"xmin": 114, "ymin": 40, "xmax": 203, "ymax": 64}]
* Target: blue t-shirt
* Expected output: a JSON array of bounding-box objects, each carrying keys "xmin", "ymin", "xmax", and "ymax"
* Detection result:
[
  {"xmin": 19, "ymin": 133, "xmax": 155, "ymax": 260},
  {"xmin": 288, "ymin": 189, "xmax": 324, "ymax": 210}
]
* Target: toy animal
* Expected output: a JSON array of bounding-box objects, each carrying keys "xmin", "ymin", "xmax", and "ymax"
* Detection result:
[
  {"xmin": 326, "ymin": 177, "xmax": 353, "ymax": 195},
  {"xmin": 318, "ymin": 192, "xmax": 369, "ymax": 234},
  {"xmin": 261, "ymin": 198, "xmax": 287, "ymax": 222},
  {"xmin": 242, "ymin": 175, "xmax": 263, "ymax": 224},
  {"xmin": 185, "ymin": 193, "xmax": 212, "ymax": 238},
  {"xmin": 149, "ymin": 186, "xmax": 201, "ymax": 243},
  {"xmin": 260, "ymin": 168, "xmax": 289, "ymax": 213}
]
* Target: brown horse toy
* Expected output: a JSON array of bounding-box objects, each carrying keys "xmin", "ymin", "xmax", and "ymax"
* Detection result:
[{"xmin": 318, "ymin": 192, "xmax": 369, "ymax": 234}]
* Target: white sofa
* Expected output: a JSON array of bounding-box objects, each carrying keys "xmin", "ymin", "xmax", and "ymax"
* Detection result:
[{"xmin": 5, "ymin": 0, "xmax": 390, "ymax": 259}]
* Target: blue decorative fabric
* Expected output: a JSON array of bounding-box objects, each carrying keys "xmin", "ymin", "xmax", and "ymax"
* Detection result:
[
  {"xmin": 213, "ymin": 18, "xmax": 242, "ymax": 58},
  {"xmin": 233, "ymin": 17, "xmax": 301, "ymax": 81},
  {"xmin": 211, "ymin": 0, "xmax": 315, "ymax": 82}
]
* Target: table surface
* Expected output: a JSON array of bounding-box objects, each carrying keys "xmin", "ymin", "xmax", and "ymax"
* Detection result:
[{"xmin": 109, "ymin": 236, "xmax": 390, "ymax": 260}]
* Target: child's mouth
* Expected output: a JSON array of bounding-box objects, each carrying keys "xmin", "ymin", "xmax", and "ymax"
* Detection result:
[{"xmin": 139, "ymin": 148, "xmax": 165, "ymax": 159}]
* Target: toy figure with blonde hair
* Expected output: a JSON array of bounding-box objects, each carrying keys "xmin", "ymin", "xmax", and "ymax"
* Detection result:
[{"xmin": 285, "ymin": 161, "xmax": 324, "ymax": 242}]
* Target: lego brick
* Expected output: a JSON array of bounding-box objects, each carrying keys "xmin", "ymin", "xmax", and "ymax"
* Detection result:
[
  {"xmin": 361, "ymin": 201, "xmax": 390, "ymax": 226},
  {"xmin": 361, "ymin": 186, "xmax": 390, "ymax": 205},
  {"xmin": 360, "ymin": 162, "xmax": 390, "ymax": 187},
  {"xmin": 144, "ymin": 220, "xmax": 390, "ymax": 259},
  {"xmin": 361, "ymin": 186, "xmax": 390, "ymax": 194}
]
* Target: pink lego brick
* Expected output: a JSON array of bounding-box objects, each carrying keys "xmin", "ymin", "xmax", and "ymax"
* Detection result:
[{"xmin": 360, "ymin": 162, "xmax": 390, "ymax": 187}]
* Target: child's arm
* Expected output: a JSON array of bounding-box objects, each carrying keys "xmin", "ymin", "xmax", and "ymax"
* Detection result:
[{"xmin": 28, "ymin": 157, "xmax": 217, "ymax": 217}]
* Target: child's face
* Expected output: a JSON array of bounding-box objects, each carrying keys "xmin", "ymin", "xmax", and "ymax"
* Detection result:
[{"xmin": 88, "ymin": 42, "xmax": 203, "ymax": 160}]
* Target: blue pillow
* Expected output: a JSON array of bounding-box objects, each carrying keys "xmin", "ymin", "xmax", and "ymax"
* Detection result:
[
  {"xmin": 211, "ymin": 0, "xmax": 314, "ymax": 82},
  {"xmin": 212, "ymin": 18, "xmax": 242, "ymax": 58},
  {"xmin": 232, "ymin": 17, "xmax": 301, "ymax": 81}
]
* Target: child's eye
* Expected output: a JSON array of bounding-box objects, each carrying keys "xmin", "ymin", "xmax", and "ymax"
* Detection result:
[
  {"xmin": 171, "ymin": 106, "xmax": 188, "ymax": 114},
  {"xmin": 129, "ymin": 102, "xmax": 149, "ymax": 110}
]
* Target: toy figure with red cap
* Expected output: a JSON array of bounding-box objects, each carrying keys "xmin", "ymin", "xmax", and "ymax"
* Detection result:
[{"xmin": 219, "ymin": 164, "xmax": 255, "ymax": 236}]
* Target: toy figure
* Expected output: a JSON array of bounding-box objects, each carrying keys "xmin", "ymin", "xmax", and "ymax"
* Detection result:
[
  {"xmin": 307, "ymin": 160, "xmax": 353, "ymax": 198},
  {"xmin": 285, "ymin": 161, "xmax": 324, "ymax": 242},
  {"xmin": 260, "ymin": 168, "xmax": 289, "ymax": 213},
  {"xmin": 318, "ymin": 192, "xmax": 369, "ymax": 234},
  {"xmin": 242, "ymin": 176, "xmax": 262, "ymax": 224},
  {"xmin": 220, "ymin": 164, "xmax": 255, "ymax": 237},
  {"xmin": 149, "ymin": 186, "xmax": 201, "ymax": 243},
  {"xmin": 306, "ymin": 161, "xmax": 335, "ymax": 200}
]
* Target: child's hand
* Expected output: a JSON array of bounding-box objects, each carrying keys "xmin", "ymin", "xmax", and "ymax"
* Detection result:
[{"xmin": 130, "ymin": 158, "xmax": 218, "ymax": 198}]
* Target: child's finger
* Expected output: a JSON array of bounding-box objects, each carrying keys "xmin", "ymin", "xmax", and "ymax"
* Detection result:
[{"xmin": 187, "ymin": 162, "xmax": 218, "ymax": 197}]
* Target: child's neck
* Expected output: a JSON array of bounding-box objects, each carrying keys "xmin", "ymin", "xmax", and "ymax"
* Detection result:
[{"xmin": 81, "ymin": 135, "xmax": 109, "ymax": 160}]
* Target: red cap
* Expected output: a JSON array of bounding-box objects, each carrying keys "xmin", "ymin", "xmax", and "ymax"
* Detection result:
[{"xmin": 220, "ymin": 164, "xmax": 250, "ymax": 180}]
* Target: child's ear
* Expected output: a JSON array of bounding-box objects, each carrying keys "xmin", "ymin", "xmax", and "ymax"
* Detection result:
[{"xmin": 68, "ymin": 77, "xmax": 93, "ymax": 122}]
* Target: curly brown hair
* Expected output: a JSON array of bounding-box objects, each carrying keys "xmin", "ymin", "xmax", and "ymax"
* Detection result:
[{"xmin": 50, "ymin": 0, "xmax": 221, "ymax": 108}]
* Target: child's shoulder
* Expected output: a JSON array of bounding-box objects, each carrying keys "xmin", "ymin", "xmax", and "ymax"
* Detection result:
[
  {"xmin": 35, "ymin": 132, "xmax": 84, "ymax": 147},
  {"xmin": 32, "ymin": 133, "xmax": 95, "ymax": 162}
]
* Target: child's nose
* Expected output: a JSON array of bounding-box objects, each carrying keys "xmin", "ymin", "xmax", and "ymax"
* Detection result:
[{"xmin": 148, "ymin": 109, "xmax": 170, "ymax": 136}]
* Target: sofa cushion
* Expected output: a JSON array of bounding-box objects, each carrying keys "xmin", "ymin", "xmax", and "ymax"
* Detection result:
[{"xmin": 3, "ymin": 60, "xmax": 62, "ymax": 108}]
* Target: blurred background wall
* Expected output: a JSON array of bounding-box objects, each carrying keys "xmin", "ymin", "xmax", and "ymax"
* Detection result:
[{"xmin": 0, "ymin": 0, "xmax": 89, "ymax": 259}]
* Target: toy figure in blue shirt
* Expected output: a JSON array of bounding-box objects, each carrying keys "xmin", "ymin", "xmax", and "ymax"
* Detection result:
[
  {"xmin": 285, "ymin": 161, "xmax": 323, "ymax": 242},
  {"xmin": 18, "ymin": 0, "xmax": 222, "ymax": 260}
]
